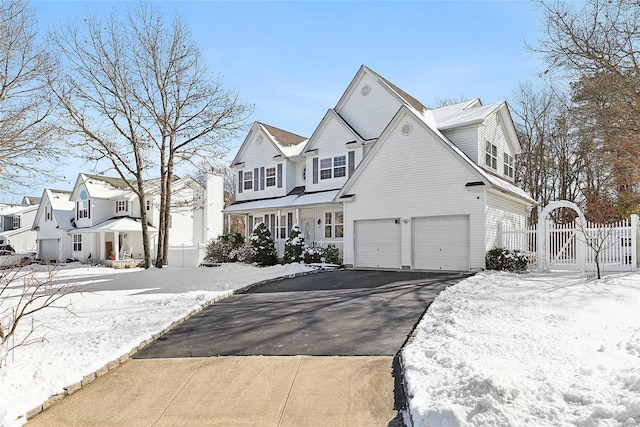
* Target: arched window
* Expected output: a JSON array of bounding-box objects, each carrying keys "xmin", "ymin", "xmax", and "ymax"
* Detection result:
[{"xmin": 78, "ymin": 190, "xmax": 90, "ymax": 219}]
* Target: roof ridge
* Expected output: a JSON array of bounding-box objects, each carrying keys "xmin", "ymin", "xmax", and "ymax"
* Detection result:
[
  {"xmin": 258, "ymin": 122, "xmax": 308, "ymax": 147},
  {"xmin": 365, "ymin": 67, "xmax": 428, "ymax": 113}
]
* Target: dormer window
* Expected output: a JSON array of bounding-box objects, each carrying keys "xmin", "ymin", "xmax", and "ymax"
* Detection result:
[
  {"xmin": 78, "ymin": 190, "xmax": 90, "ymax": 219},
  {"xmin": 266, "ymin": 167, "xmax": 276, "ymax": 187},
  {"xmin": 12, "ymin": 217, "xmax": 21, "ymax": 230},
  {"xmin": 485, "ymin": 142, "xmax": 497, "ymax": 170},
  {"xmin": 45, "ymin": 202, "xmax": 52, "ymax": 221},
  {"xmin": 116, "ymin": 200, "xmax": 129, "ymax": 213},
  {"xmin": 503, "ymin": 153, "xmax": 514, "ymax": 179}
]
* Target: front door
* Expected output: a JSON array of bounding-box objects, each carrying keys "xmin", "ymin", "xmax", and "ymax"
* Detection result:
[{"xmin": 105, "ymin": 241, "xmax": 113, "ymax": 259}]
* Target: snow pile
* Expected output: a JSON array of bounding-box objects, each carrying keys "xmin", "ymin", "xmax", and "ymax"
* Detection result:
[
  {"xmin": 0, "ymin": 262, "xmax": 313, "ymax": 427},
  {"xmin": 403, "ymin": 271, "xmax": 640, "ymax": 426}
]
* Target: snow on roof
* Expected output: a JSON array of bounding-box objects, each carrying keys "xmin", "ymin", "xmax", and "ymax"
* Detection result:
[
  {"xmin": 75, "ymin": 217, "xmax": 158, "ymax": 234},
  {"xmin": 0, "ymin": 203, "xmax": 37, "ymax": 216},
  {"xmin": 259, "ymin": 122, "xmax": 309, "ymax": 157},
  {"xmin": 82, "ymin": 174, "xmax": 130, "ymax": 199},
  {"xmin": 433, "ymin": 101, "xmax": 503, "ymax": 130},
  {"xmin": 224, "ymin": 190, "xmax": 339, "ymax": 213}
]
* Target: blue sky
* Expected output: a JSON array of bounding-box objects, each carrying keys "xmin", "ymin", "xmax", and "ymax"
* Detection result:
[{"xmin": 16, "ymin": 1, "xmax": 545, "ymax": 201}]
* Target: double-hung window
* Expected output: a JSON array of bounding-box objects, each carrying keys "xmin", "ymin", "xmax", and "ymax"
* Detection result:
[
  {"xmin": 503, "ymin": 153, "xmax": 514, "ymax": 178},
  {"xmin": 266, "ymin": 167, "xmax": 276, "ymax": 187},
  {"xmin": 485, "ymin": 142, "xmax": 497, "ymax": 170},
  {"xmin": 73, "ymin": 234, "xmax": 82, "ymax": 251},
  {"xmin": 12, "ymin": 217, "xmax": 21, "ymax": 229},
  {"xmin": 320, "ymin": 155, "xmax": 347, "ymax": 180},
  {"xmin": 324, "ymin": 211, "xmax": 344, "ymax": 238},
  {"xmin": 243, "ymin": 171, "xmax": 253, "ymax": 190},
  {"xmin": 78, "ymin": 190, "xmax": 89, "ymax": 219},
  {"xmin": 117, "ymin": 200, "xmax": 128, "ymax": 213}
]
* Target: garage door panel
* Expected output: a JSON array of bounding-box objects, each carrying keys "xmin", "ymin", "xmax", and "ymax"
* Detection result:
[
  {"xmin": 413, "ymin": 216, "xmax": 469, "ymax": 271},
  {"xmin": 355, "ymin": 220, "xmax": 400, "ymax": 269},
  {"xmin": 39, "ymin": 239, "xmax": 59, "ymax": 262}
]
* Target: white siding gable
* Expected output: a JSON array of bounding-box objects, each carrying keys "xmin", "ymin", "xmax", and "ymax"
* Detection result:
[
  {"xmin": 306, "ymin": 112, "xmax": 362, "ymax": 192},
  {"xmin": 342, "ymin": 110, "xmax": 487, "ymax": 269},
  {"xmin": 479, "ymin": 110, "xmax": 517, "ymax": 181},
  {"xmin": 336, "ymin": 71, "xmax": 402, "ymax": 141},
  {"xmin": 235, "ymin": 128, "xmax": 289, "ymax": 202}
]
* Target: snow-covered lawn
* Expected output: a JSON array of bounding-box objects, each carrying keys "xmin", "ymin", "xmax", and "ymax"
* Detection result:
[
  {"xmin": 0, "ymin": 262, "xmax": 313, "ymax": 427},
  {"xmin": 403, "ymin": 271, "xmax": 640, "ymax": 427}
]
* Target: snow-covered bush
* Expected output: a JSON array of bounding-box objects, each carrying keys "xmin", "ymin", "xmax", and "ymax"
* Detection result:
[
  {"xmin": 303, "ymin": 246, "xmax": 322, "ymax": 264},
  {"xmin": 230, "ymin": 244, "xmax": 255, "ymax": 264},
  {"xmin": 249, "ymin": 223, "xmax": 277, "ymax": 266},
  {"xmin": 205, "ymin": 231, "xmax": 245, "ymax": 263},
  {"xmin": 322, "ymin": 244, "xmax": 340, "ymax": 265},
  {"xmin": 485, "ymin": 247, "xmax": 529, "ymax": 272},
  {"xmin": 283, "ymin": 225, "xmax": 305, "ymax": 263}
]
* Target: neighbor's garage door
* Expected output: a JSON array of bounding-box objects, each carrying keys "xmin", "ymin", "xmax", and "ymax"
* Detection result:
[
  {"xmin": 39, "ymin": 239, "xmax": 59, "ymax": 262},
  {"xmin": 413, "ymin": 215, "xmax": 469, "ymax": 271},
  {"xmin": 355, "ymin": 219, "xmax": 401, "ymax": 269}
]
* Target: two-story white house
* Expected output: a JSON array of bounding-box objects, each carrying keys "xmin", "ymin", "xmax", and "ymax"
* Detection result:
[
  {"xmin": 0, "ymin": 197, "xmax": 40, "ymax": 252},
  {"xmin": 225, "ymin": 65, "xmax": 536, "ymax": 271},
  {"xmin": 32, "ymin": 172, "xmax": 224, "ymax": 264}
]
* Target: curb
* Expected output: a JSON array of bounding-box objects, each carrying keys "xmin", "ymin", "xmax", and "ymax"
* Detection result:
[{"xmin": 25, "ymin": 268, "xmax": 324, "ymax": 422}]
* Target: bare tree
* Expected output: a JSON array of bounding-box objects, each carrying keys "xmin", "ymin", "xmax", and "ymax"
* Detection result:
[
  {"xmin": 0, "ymin": 0, "xmax": 60, "ymax": 195},
  {"xmin": 0, "ymin": 265, "xmax": 75, "ymax": 367},
  {"xmin": 49, "ymin": 12, "xmax": 155, "ymax": 268},
  {"xmin": 534, "ymin": 0, "xmax": 640, "ymax": 217},
  {"xmin": 50, "ymin": 3, "xmax": 252, "ymax": 268}
]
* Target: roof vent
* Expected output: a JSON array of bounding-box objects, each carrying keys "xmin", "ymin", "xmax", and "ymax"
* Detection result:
[
  {"xmin": 402, "ymin": 123, "xmax": 413, "ymax": 136},
  {"xmin": 360, "ymin": 84, "xmax": 371, "ymax": 96},
  {"xmin": 256, "ymin": 135, "xmax": 263, "ymax": 144}
]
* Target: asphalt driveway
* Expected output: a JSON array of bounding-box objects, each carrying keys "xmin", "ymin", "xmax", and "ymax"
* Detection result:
[{"xmin": 135, "ymin": 270, "xmax": 467, "ymax": 358}]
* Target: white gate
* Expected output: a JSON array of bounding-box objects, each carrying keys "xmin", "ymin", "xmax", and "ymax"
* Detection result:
[{"xmin": 499, "ymin": 201, "xmax": 639, "ymax": 273}]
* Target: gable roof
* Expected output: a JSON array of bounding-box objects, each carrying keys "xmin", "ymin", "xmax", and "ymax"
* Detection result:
[
  {"xmin": 336, "ymin": 105, "xmax": 535, "ymax": 204},
  {"xmin": 33, "ymin": 189, "xmax": 75, "ymax": 230},
  {"xmin": 367, "ymin": 67, "xmax": 428, "ymax": 114},
  {"xmin": 304, "ymin": 109, "xmax": 366, "ymax": 153},
  {"xmin": 231, "ymin": 122, "xmax": 309, "ymax": 166}
]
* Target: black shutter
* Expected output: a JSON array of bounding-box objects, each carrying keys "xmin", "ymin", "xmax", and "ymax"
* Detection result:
[
  {"xmin": 238, "ymin": 171, "xmax": 243, "ymax": 193},
  {"xmin": 313, "ymin": 158, "xmax": 319, "ymax": 184},
  {"xmin": 277, "ymin": 164, "xmax": 283, "ymax": 188},
  {"xmin": 348, "ymin": 151, "xmax": 355, "ymax": 176},
  {"xmin": 253, "ymin": 168, "xmax": 259, "ymax": 191},
  {"xmin": 260, "ymin": 167, "xmax": 265, "ymax": 191}
]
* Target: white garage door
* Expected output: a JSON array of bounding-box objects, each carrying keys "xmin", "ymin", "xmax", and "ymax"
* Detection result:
[
  {"xmin": 39, "ymin": 239, "xmax": 59, "ymax": 262},
  {"xmin": 355, "ymin": 219, "xmax": 401, "ymax": 269},
  {"xmin": 413, "ymin": 215, "xmax": 469, "ymax": 271}
]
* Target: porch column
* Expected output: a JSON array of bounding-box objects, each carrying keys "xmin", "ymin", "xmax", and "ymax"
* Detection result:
[
  {"xmin": 227, "ymin": 213, "xmax": 231, "ymax": 233},
  {"xmin": 100, "ymin": 231, "xmax": 105, "ymax": 260},
  {"xmin": 244, "ymin": 214, "xmax": 249, "ymax": 240},
  {"xmin": 114, "ymin": 231, "xmax": 120, "ymax": 260},
  {"xmin": 277, "ymin": 210, "xmax": 281, "ymax": 238},
  {"xmin": 295, "ymin": 208, "xmax": 300, "ymax": 227}
]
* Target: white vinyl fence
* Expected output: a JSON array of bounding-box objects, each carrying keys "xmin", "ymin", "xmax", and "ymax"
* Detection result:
[
  {"xmin": 499, "ymin": 213, "xmax": 639, "ymax": 273},
  {"xmin": 168, "ymin": 243, "xmax": 208, "ymax": 268}
]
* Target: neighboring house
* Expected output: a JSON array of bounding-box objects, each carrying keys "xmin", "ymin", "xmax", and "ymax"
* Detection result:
[
  {"xmin": 32, "ymin": 172, "xmax": 223, "ymax": 263},
  {"xmin": 225, "ymin": 65, "xmax": 536, "ymax": 271},
  {"xmin": 0, "ymin": 197, "xmax": 40, "ymax": 252}
]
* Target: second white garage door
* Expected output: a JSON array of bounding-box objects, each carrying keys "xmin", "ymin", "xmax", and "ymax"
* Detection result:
[
  {"xmin": 355, "ymin": 219, "xmax": 401, "ymax": 269},
  {"xmin": 413, "ymin": 215, "xmax": 469, "ymax": 271}
]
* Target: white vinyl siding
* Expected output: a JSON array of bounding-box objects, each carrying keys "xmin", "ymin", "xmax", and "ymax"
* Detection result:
[
  {"xmin": 336, "ymin": 72, "xmax": 403, "ymax": 140},
  {"xmin": 485, "ymin": 192, "xmax": 528, "ymax": 250},
  {"xmin": 441, "ymin": 126, "xmax": 479, "ymax": 162},
  {"xmin": 413, "ymin": 216, "xmax": 469, "ymax": 271},
  {"xmin": 479, "ymin": 111, "xmax": 516, "ymax": 180},
  {"xmin": 342, "ymin": 115, "xmax": 487, "ymax": 270},
  {"xmin": 355, "ymin": 219, "xmax": 401, "ymax": 269}
]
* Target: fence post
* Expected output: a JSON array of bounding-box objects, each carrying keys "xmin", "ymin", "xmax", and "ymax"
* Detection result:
[
  {"xmin": 575, "ymin": 217, "xmax": 586, "ymax": 272},
  {"xmin": 632, "ymin": 214, "xmax": 638, "ymax": 272}
]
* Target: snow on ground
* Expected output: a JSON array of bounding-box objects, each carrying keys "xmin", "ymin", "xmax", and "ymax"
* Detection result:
[
  {"xmin": 0, "ymin": 262, "xmax": 313, "ymax": 427},
  {"xmin": 403, "ymin": 271, "xmax": 640, "ymax": 427}
]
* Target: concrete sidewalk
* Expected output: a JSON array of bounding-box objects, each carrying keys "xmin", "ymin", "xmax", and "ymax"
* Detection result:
[{"xmin": 27, "ymin": 356, "xmax": 400, "ymax": 427}]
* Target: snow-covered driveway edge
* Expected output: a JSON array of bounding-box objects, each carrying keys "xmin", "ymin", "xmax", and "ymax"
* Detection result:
[{"xmin": 24, "ymin": 266, "xmax": 321, "ymax": 422}]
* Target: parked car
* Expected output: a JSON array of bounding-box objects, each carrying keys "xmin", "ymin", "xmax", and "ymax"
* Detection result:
[{"xmin": 0, "ymin": 246, "xmax": 36, "ymax": 268}]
